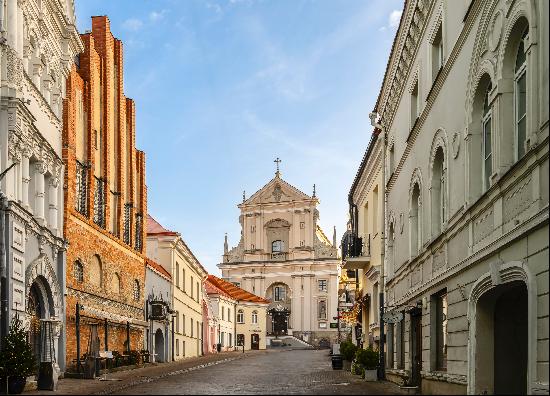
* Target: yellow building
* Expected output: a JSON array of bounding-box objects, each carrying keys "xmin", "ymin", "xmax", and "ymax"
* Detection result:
[
  {"xmin": 342, "ymin": 131, "xmax": 384, "ymax": 350},
  {"xmin": 147, "ymin": 215, "xmax": 208, "ymax": 359},
  {"xmin": 207, "ymin": 275, "xmax": 269, "ymax": 350}
]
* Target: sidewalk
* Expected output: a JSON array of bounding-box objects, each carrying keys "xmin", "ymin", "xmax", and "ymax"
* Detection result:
[{"xmin": 27, "ymin": 350, "xmax": 266, "ymax": 395}]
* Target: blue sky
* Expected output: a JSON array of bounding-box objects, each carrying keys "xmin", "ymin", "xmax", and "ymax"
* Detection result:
[{"xmin": 74, "ymin": 0, "xmax": 403, "ymax": 275}]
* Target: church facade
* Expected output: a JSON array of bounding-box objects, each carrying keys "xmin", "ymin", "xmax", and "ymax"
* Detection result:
[{"xmin": 218, "ymin": 169, "xmax": 340, "ymax": 346}]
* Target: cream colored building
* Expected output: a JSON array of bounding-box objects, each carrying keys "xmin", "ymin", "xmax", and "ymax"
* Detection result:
[
  {"xmin": 362, "ymin": 0, "xmax": 548, "ymax": 394},
  {"xmin": 218, "ymin": 169, "xmax": 340, "ymax": 346},
  {"xmin": 342, "ymin": 131, "xmax": 384, "ymax": 350},
  {"xmin": 207, "ymin": 275, "xmax": 269, "ymax": 351},
  {"xmin": 204, "ymin": 276, "xmax": 237, "ymax": 351},
  {"xmin": 147, "ymin": 215, "xmax": 207, "ymax": 360}
]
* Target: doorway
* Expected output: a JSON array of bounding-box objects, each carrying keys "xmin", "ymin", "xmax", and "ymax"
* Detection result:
[
  {"xmin": 475, "ymin": 281, "xmax": 528, "ymax": 394},
  {"xmin": 27, "ymin": 283, "xmax": 45, "ymax": 368},
  {"xmin": 251, "ymin": 334, "xmax": 260, "ymax": 350},
  {"xmin": 154, "ymin": 329, "xmax": 165, "ymax": 362},
  {"xmin": 409, "ymin": 308, "xmax": 422, "ymax": 387}
]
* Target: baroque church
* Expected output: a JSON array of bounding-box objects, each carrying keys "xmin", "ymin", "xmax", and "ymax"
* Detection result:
[{"xmin": 218, "ymin": 164, "xmax": 340, "ymax": 346}]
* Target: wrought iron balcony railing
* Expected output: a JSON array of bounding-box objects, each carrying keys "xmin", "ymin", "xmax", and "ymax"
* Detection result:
[
  {"xmin": 342, "ymin": 233, "xmax": 371, "ymax": 260},
  {"xmin": 75, "ymin": 160, "xmax": 89, "ymax": 217},
  {"xmin": 93, "ymin": 177, "xmax": 106, "ymax": 228}
]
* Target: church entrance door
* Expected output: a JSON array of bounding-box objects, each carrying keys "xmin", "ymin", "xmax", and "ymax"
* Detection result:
[{"xmin": 273, "ymin": 312, "xmax": 288, "ymax": 335}]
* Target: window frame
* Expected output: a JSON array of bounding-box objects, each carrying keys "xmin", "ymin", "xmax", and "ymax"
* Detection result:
[
  {"xmin": 272, "ymin": 240, "xmax": 284, "ymax": 253},
  {"xmin": 482, "ymin": 83, "xmax": 493, "ymax": 192},
  {"xmin": 514, "ymin": 29, "xmax": 528, "ymax": 162},
  {"xmin": 318, "ymin": 279, "xmax": 328, "ymax": 292},
  {"xmin": 251, "ymin": 310, "xmax": 258, "ymax": 324},
  {"xmin": 237, "ymin": 309, "xmax": 244, "ymax": 324}
]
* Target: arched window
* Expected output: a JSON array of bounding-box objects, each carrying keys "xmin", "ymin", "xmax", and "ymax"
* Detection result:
[
  {"xmin": 272, "ymin": 240, "xmax": 284, "ymax": 253},
  {"xmin": 514, "ymin": 28, "xmax": 528, "ymax": 160},
  {"xmin": 482, "ymin": 82, "xmax": 493, "ymax": 191},
  {"xmin": 431, "ymin": 146, "xmax": 446, "ymax": 236},
  {"xmin": 89, "ymin": 255, "xmax": 102, "ymax": 288},
  {"xmin": 410, "ymin": 183, "xmax": 421, "ymax": 257},
  {"xmin": 73, "ymin": 261, "xmax": 83, "ymax": 283},
  {"xmin": 251, "ymin": 310, "xmax": 258, "ymax": 324},
  {"xmin": 133, "ymin": 280, "xmax": 140, "ymax": 301},
  {"xmin": 112, "ymin": 272, "xmax": 121, "ymax": 294},
  {"xmin": 237, "ymin": 309, "xmax": 244, "ymax": 323},
  {"xmin": 274, "ymin": 285, "xmax": 286, "ymax": 302}
]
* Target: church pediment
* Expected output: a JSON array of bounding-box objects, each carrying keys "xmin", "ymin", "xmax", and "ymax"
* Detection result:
[{"xmin": 242, "ymin": 176, "xmax": 312, "ymax": 206}]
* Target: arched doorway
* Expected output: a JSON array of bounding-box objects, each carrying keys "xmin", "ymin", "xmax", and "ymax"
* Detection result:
[
  {"xmin": 27, "ymin": 283, "xmax": 45, "ymax": 366},
  {"xmin": 474, "ymin": 280, "xmax": 528, "ymax": 394},
  {"xmin": 154, "ymin": 329, "xmax": 165, "ymax": 362}
]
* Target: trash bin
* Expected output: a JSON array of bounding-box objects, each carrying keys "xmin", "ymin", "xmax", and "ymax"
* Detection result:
[
  {"xmin": 216, "ymin": 343, "xmax": 221, "ymax": 353},
  {"xmin": 331, "ymin": 354, "xmax": 343, "ymax": 370}
]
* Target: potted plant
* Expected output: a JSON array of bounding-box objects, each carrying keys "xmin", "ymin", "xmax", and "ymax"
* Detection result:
[
  {"xmin": 355, "ymin": 347, "xmax": 379, "ymax": 381},
  {"xmin": 0, "ymin": 317, "xmax": 37, "ymax": 394},
  {"xmin": 340, "ymin": 341, "xmax": 358, "ymax": 371}
]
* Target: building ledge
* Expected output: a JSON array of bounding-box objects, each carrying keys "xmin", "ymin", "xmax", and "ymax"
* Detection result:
[{"xmin": 342, "ymin": 255, "xmax": 371, "ymax": 269}]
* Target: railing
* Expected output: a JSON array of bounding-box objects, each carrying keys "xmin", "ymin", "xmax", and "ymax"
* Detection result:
[
  {"xmin": 270, "ymin": 252, "xmax": 287, "ymax": 261},
  {"xmin": 134, "ymin": 212, "xmax": 143, "ymax": 252},
  {"xmin": 342, "ymin": 233, "xmax": 371, "ymax": 260},
  {"xmin": 75, "ymin": 160, "xmax": 88, "ymax": 217},
  {"xmin": 93, "ymin": 177, "xmax": 106, "ymax": 228},
  {"xmin": 123, "ymin": 203, "xmax": 133, "ymax": 245}
]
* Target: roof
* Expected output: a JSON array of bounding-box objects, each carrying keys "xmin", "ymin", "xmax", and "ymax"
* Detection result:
[
  {"xmin": 147, "ymin": 214, "xmax": 178, "ymax": 236},
  {"xmin": 206, "ymin": 275, "xmax": 269, "ymax": 305},
  {"xmin": 204, "ymin": 278, "xmax": 235, "ymax": 301},
  {"xmin": 348, "ymin": 130, "xmax": 380, "ymax": 199},
  {"xmin": 240, "ymin": 173, "xmax": 314, "ymax": 207},
  {"xmin": 146, "ymin": 258, "xmax": 172, "ymax": 281}
]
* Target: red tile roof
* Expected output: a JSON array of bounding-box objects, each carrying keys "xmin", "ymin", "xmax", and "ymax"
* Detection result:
[
  {"xmin": 147, "ymin": 215, "xmax": 178, "ymax": 236},
  {"xmin": 206, "ymin": 275, "xmax": 269, "ymax": 305},
  {"xmin": 146, "ymin": 258, "xmax": 172, "ymax": 281},
  {"xmin": 204, "ymin": 279, "xmax": 234, "ymax": 301}
]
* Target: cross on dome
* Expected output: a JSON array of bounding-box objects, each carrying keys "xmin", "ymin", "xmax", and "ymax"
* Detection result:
[{"xmin": 274, "ymin": 157, "xmax": 282, "ymax": 177}]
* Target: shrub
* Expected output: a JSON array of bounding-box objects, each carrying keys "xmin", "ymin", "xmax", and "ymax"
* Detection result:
[
  {"xmin": 0, "ymin": 317, "xmax": 37, "ymax": 378},
  {"xmin": 355, "ymin": 347, "xmax": 379, "ymax": 370},
  {"xmin": 340, "ymin": 341, "xmax": 358, "ymax": 362}
]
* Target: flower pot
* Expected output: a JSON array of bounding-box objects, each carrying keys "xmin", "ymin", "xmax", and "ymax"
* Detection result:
[
  {"xmin": 343, "ymin": 360, "xmax": 352, "ymax": 371},
  {"xmin": 363, "ymin": 369, "xmax": 378, "ymax": 382},
  {"xmin": 0, "ymin": 376, "xmax": 27, "ymax": 394}
]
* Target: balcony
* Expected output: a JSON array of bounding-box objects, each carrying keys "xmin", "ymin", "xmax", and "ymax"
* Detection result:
[
  {"xmin": 342, "ymin": 233, "xmax": 371, "ymax": 269},
  {"xmin": 270, "ymin": 252, "xmax": 287, "ymax": 261}
]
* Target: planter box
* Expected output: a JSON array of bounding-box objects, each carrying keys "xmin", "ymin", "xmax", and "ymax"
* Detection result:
[{"xmin": 363, "ymin": 369, "xmax": 378, "ymax": 382}]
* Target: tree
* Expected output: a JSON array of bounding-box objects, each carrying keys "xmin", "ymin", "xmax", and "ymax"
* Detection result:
[{"xmin": 0, "ymin": 317, "xmax": 37, "ymax": 378}]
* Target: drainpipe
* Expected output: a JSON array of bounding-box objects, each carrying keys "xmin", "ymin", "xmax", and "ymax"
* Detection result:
[{"xmin": 370, "ymin": 112, "xmax": 386, "ymax": 380}]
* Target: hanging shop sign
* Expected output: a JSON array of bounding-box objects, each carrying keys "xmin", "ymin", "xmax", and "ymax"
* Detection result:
[{"xmin": 382, "ymin": 311, "xmax": 404, "ymax": 324}]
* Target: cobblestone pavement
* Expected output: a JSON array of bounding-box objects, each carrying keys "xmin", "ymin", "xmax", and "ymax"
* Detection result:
[{"xmin": 111, "ymin": 349, "xmax": 408, "ymax": 395}]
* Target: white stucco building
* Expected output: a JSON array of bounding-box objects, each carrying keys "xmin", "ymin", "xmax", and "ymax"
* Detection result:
[
  {"xmin": 218, "ymin": 168, "xmax": 340, "ymax": 347},
  {"xmin": 367, "ymin": 0, "xmax": 549, "ymax": 394},
  {"xmin": 0, "ymin": 0, "xmax": 82, "ymax": 373}
]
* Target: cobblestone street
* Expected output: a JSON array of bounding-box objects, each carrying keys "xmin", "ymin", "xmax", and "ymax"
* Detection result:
[{"xmin": 111, "ymin": 349, "xmax": 406, "ymax": 395}]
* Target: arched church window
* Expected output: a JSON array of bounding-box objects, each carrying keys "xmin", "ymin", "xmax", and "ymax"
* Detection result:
[
  {"xmin": 272, "ymin": 240, "xmax": 284, "ymax": 253},
  {"xmin": 514, "ymin": 28, "xmax": 528, "ymax": 160},
  {"xmin": 274, "ymin": 286, "xmax": 286, "ymax": 302},
  {"xmin": 73, "ymin": 261, "xmax": 84, "ymax": 283},
  {"xmin": 237, "ymin": 309, "xmax": 244, "ymax": 324},
  {"xmin": 482, "ymin": 82, "xmax": 493, "ymax": 191},
  {"xmin": 251, "ymin": 311, "xmax": 258, "ymax": 324}
]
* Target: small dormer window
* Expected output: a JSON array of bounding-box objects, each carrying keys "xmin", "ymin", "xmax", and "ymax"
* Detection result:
[{"xmin": 272, "ymin": 240, "xmax": 284, "ymax": 253}]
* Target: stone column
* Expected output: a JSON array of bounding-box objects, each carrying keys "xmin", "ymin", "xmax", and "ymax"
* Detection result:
[
  {"xmin": 34, "ymin": 162, "xmax": 46, "ymax": 221},
  {"xmin": 32, "ymin": 62, "xmax": 42, "ymax": 92},
  {"xmin": 7, "ymin": 0, "xmax": 17, "ymax": 49},
  {"xmin": 48, "ymin": 177, "xmax": 59, "ymax": 231},
  {"xmin": 21, "ymin": 149, "xmax": 30, "ymax": 208}
]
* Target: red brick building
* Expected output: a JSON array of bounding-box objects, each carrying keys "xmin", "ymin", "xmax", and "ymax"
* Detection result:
[{"xmin": 62, "ymin": 16, "xmax": 147, "ymax": 369}]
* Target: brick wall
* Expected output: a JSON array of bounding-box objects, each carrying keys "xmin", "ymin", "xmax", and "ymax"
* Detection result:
[{"xmin": 63, "ymin": 15, "xmax": 148, "ymax": 369}]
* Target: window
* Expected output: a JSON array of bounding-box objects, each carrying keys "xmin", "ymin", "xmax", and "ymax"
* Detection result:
[
  {"xmin": 228, "ymin": 308, "xmax": 231, "ymax": 322},
  {"xmin": 300, "ymin": 222, "xmax": 305, "ymax": 229},
  {"xmin": 237, "ymin": 309, "xmax": 244, "ymax": 323},
  {"xmin": 251, "ymin": 244, "xmax": 255, "ymax": 250},
  {"xmin": 112, "ymin": 272, "xmax": 121, "ymax": 294},
  {"xmin": 433, "ymin": 291, "xmax": 448, "ymax": 371},
  {"xmin": 387, "ymin": 323, "xmax": 395, "ymax": 369},
  {"xmin": 90, "ymin": 255, "xmax": 102, "ymax": 288},
  {"xmin": 229, "ymin": 333, "xmax": 232, "ymax": 347},
  {"xmin": 411, "ymin": 79, "xmax": 419, "ymax": 127},
  {"xmin": 318, "ymin": 300, "xmax": 327, "ymax": 320},
  {"xmin": 514, "ymin": 28, "xmax": 528, "ymax": 160},
  {"xmin": 196, "ymin": 281, "xmax": 199, "ymax": 301},
  {"xmin": 233, "ymin": 282, "xmax": 241, "ymax": 288},
  {"xmin": 251, "ymin": 225, "xmax": 256, "ymax": 233},
  {"xmin": 73, "ymin": 261, "xmax": 83, "ymax": 283},
  {"xmin": 373, "ymin": 186, "xmax": 379, "ymax": 235},
  {"xmin": 318, "ymin": 279, "xmax": 328, "ymax": 292},
  {"xmin": 251, "ymin": 311, "xmax": 258, "ymax": 324},
  {"xmin": 373, "ymin": 282, "xmax": 379, "ymax": 322},
  {"xmin": 191, "ymin": 276, "xmax": 194, "ymax": 297},
  {"xmin": 431, "ymin": 146, "xmax": 446, "ymax": 236},
  {"xmin": 237, "ymin": 334, "xmax": 244, "ymax": 346},
  {"xmin": 274, "ymin": 286, "xmax": 286, "ymax": 302},
  {"xmin": 221, "ymin": 306, "xmax": 225, "ymax": 321},
  {"xmin": 410, "ymin": 183, "xmax": 421, "ymax": 257},
  {"xmin": 182, "ymin": 314, "xmax": 186, "ymax": 335},
  {"xmin": 182, "ymin": 269, "xmax": 186, "ymax": 292},
  {"xmin": 396, "ymin": 318, "xmax": 405, "ymax": 369},
  {"xmin": 272, "ymin": 240, "xmax": 284, "ymax": 253},
  {"xmin": 175, "ymin": 262, "xmax": 180, "ymax": 288},
  {"xmin": 133, "ymin": 280, "xmax": 140, "ymax": 301},
  {"xmin": 221, "ymin": 332, "xmax": 225, "ymax": 346},
  {"xmin": 482, "ymin": 83, "xmax": 493, "ymax": 191},
  {"xmin": 176, "ymin": 339, "xmax": 180, "ymax": 356},
  {"xmin": 176, "ymin": 312, "xmax": 180, "ymax": 333},
  {"xmin": 431, "ymin": 23, "xmax": 443, "ymax": 81},
  {"xmin": 191, "ymin": 318, "xmax": 194, "ymax": 337}
]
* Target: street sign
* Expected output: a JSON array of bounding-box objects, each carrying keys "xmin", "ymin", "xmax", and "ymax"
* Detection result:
[
  {"xmin": 382, "ymin": 311, "xmax": 404, "ymax": 324},
  {"xmin": 99, "ymin": 351, "xmax": 113, "ymax": 359}
]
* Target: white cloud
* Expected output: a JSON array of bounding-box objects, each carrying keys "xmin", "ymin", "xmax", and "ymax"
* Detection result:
[
  {"xmin": 388, "ymin": 9, "xmax": 402, "ymax": 29},
  {"xmin": 122, "ymin": 18, "xmax": 143, "ymax": 31},
  {"xmin": 149, "ymin": 10, "xmax": 168, "ymax": 22}
]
